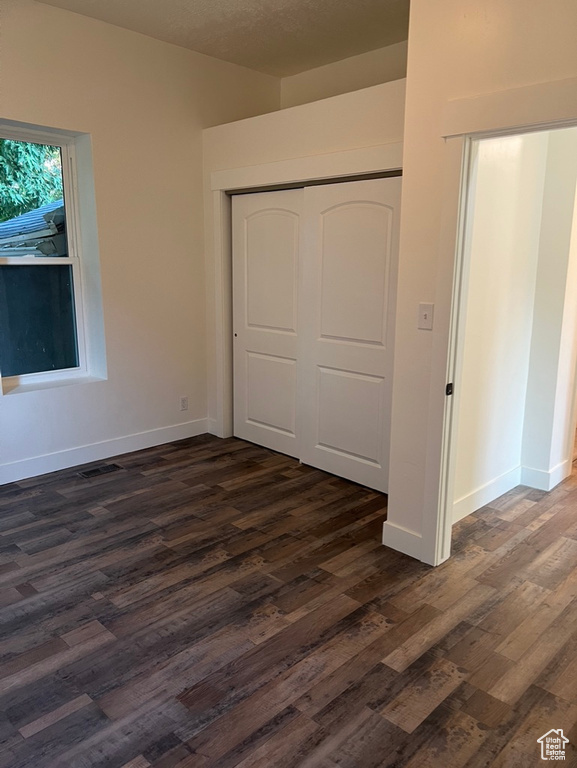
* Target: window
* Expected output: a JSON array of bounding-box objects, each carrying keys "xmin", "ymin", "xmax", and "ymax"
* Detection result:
[{"xmin": 0, "ymin": 124, "xmax": 105, "ymax": 392}]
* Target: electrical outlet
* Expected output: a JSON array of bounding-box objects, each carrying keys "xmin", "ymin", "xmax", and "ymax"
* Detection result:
[{"xmin": 180, "ymin": 396, "xmax": 189, "ymax": 411}]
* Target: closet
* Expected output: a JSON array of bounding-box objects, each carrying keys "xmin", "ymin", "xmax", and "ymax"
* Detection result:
[{"xmin": 232, "ymin": 177, "xmax": 401, "ymax": 492}]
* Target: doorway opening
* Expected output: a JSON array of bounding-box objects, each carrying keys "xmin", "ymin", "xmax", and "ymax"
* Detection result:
[{"xmin": 445, "ymin": 125, "xmax": 577, "ymax": 529}]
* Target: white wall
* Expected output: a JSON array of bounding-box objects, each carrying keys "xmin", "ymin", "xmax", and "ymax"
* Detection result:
[
  {"xmin": 523, "ymin": 128, "xmax": 577, "ymax": 489},
  {"xmin": 0, "ymin": 0, "xmax": 280, "ymax": 483},
  {"xmin": 385, "ymin": 0, "xmax": 577, "ymax": 564},
  {"xmin": 452, "ymin": 133, "xmax": 548, "ymax": 521},
  {"xmin": 204, "ymin": 79, "xmax": 405, "ymax": 171},
  {"xmin": 280, "ymin": 42, "xmax": 407, "ymax": 108},
  {"xmin": 203, "ymin": 80, "xmax": 406, "ymax": 436}
]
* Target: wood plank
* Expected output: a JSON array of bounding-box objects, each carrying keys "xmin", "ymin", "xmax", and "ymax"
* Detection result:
[
  {"xmin": 383, "ymin": 583, "xmax": 495, "ymax": 672},
  {"xmin": 215, "ymin": 712, "xmax": 318, "ymax": 768},
  {"xmin": 461, "ymin": 689, "xmax": 512, "ymax": 727},
  {"xmin": 120, "ymin": 757, "xmax": 152, "ymax": 768},
  {"xmin": 489, "ymin": 606, "xmax": 577, "ymax": 704},
  {"xmin": 185, "ymin": 610, "xmax": 392, "ymax": 761},
  {"xmin": 402, "ymin": 710, "xmax": 488, "ymax": 768},
  {"xmin": 380, "ymin": 657, "xmax": 468, "ymax": 733},
  {"xmin": 2, "ymin": 435, "xmax": 577, "ymax": 768},
  {"xmin": 18, "ymin": 693, "xmax": 93, "ymax": 738},
  {"xmin": 0, "ymin": 628, "xmax": 115, "ymax": 696},
  {"xmin": 495, "ymin": 568, "xmax": 577, "ymax": 661}
]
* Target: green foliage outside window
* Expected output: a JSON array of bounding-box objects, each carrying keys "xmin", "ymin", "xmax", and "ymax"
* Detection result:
[{"xmin": 0, "ymin": 139, "xmax": 63, "ymax": 222}]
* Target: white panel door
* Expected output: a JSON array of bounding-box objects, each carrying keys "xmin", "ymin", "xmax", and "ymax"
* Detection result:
[
  {"xmin": 299, "ymin": 178, "xmax": 401, "ymax": 492},
  {"xmin": 232, "ymin": 189, "xmax": 304, "ymax": 457}
]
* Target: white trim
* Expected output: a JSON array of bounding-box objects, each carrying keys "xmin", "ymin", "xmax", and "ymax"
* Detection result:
[
  {"xmin": 211, "ymin": 144, "xmax": 403, "ymax": 192},
  {"xmin": 382, "ymin": 520, "xmax": 423, "ymax": 561},
  {"xmin": 419, "ymin": 136, "xmax": 471, "ymax": 565},
  {"xmin": 442, "ymin": 76, "xmax": 577, "ymax": 139},
  {"xmin": 452, "ymin": 466, "xmax": 522, "ymax": 523},
  {"xmin": 521, "ymin": 460, "xmax": 572, "ymax": 492},
  {"xmin": 1, "ymin": 373, "xmax": 105, "ymax": 395},
  {"xmin": 0, "ymin": 121, "xmax": 81, "ymax": 146},
  {"xmin": 62, "ymin": 141, "xmax": 89, "ymax": 379},
  {"xmin": 452, "ymin": 459, "xmax": 574, "ymax": 522},
  {"xmin": 0, "ymin": 418, "xmax": 208, "ymax": 485},
  {"xmin": 436, "ymin": 89, "xmax": 577, "ymax": 561},
  {"xmin": 208, "ymin": 143, "xmax": 403, "ymax": 439},
  {"xmin": 398, "ymin": 78, "xmax": 577, "ymax": 565},
  {"xmin": 0, "ymin": 256, "xmax": 75, "ymax": 265}
]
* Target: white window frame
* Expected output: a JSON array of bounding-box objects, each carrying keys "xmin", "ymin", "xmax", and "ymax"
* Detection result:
[{"xmin": 0, "ymin": 122, "xmax": 105, "ymax": 394}]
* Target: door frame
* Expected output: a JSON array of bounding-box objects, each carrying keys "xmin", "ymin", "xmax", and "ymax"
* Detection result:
[
  {"xmin": 431, "ymin": 76, "xmax": 577, "ymax": 566},
  {"xmin": 208, "ymin": 143, "xmax": 404, "ymax": 439}
]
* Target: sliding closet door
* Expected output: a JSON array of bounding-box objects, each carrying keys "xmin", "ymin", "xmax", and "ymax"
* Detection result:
[
  {"xmin": 232, "ymin": 177, "xmax": 401, "ymax": 493},
  {"xmin": 299, "ymin": 178, "xmax": 401, "ymax": 492},
  {"xmin": 232, "ymin": 189, "xmax": 303, "ymax": 457}
]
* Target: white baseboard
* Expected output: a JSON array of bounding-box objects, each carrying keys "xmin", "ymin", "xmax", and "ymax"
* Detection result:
[
  {"xmin": 0, "ymin": 419, "xmax": 208, "ymax": 485},
  {"xmin": 207, "ymin": 418, "xmax": 234, "ymax": 439},
  {"xmin": 452, "ymin": 466, "xmax": 521, "ymax": 523},
  {"xmin": 382, "ymin": 520, "xmax": 422, "ymax": 562},
  {"xmin": 521, "ymin": 459, "xmax": 572, "ymax": 491},
  {"xmin": 207, "ymin": 417, "xmax": 220, "ymax": 436}
]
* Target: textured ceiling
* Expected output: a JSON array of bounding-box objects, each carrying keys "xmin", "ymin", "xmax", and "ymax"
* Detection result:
[{"xmin": 37, "ymin": 0, "xmax": 410, "ymax": 77}]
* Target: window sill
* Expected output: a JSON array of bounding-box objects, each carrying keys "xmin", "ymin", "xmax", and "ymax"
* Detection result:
[{"xmin": 2, "ymin": 374, "xmax": 105, "ymax": 395}]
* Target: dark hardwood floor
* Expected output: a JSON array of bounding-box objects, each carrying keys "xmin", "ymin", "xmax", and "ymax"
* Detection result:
[{"xmin": 1, "ymin": 435, "xmax": 577, "ymax": 767}]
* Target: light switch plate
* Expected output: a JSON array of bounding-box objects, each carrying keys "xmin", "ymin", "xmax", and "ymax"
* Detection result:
[{"xmin": 418, "ymin": 303, "xmax": 434, "ymax": 330}]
